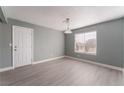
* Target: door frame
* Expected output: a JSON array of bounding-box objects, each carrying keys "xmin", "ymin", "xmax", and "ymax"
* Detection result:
[{"xmin": 12, "ymin": 25, "xmax": 34, "ymax": 69}]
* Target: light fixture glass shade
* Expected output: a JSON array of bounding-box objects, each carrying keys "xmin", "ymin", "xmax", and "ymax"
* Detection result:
[
  {"xmin": 64, "ymin": 29, "xmax": 72, "ymax": 34},
  {"xmin": 64, "ymin": 18, "xmax": 72, "ymax": 34}
]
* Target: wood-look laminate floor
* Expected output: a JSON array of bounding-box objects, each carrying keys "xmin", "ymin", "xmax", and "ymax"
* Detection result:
[{"xmin": 0, "ymin": 58, "xmax": 123, "ymax": 86}]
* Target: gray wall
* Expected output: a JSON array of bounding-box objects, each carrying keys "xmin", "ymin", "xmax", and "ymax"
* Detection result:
[
  {"xmin": 65, "ymin": 18, "xmax": 123, "ymax": 68},
  {"xmin": 0, "ymin": 23, "xmax": 11, "ymax": 68},
  {"xmin": 0, "ymin": 17, "xmax": 123, "ymax": 68},
  {"xmin": 0, "ymin": 18, "xmax": 64, "ymax": 68}
]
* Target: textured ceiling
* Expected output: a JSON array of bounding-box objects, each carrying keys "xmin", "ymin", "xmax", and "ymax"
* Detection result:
[{"xmin": 4, "ymin": 6, "xmax": 124, "ymax": 31}]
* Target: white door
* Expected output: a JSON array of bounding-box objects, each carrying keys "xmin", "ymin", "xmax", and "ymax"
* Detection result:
[{"xmin": 13, "ymin": 26, "xmax": 33, "ymax": 68}]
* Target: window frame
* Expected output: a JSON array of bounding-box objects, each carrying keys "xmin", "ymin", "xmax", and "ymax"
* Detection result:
[{"xmin": 74, "ymin": 31, "xmax": 97, "ymax": 55}]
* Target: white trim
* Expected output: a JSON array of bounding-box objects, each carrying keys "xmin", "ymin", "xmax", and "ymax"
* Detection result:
[
  {"xmin": 12, "ymin": 26, "xmax": 14, "ymax": 69},
  {"xmin": 1, "ymin": 56, "xmax": 123, "ymax": 72},
  {"xmin": 12, "ymin": 25, "xmax": 34, "ymax": 69},
  {"xmin": 75, "ymin": 51, "xmax": 96, "ymax": 56},
  {"xmin": 31, "ymin": 29, "xmax": 34, "ymax": 65},
  {"xmin": 33, "ymin": 56, "xmax": 65, "ymax": 65},
  {"xmin": 0, "ymin": 67, "xmax": 13, "ymax": 72},
  {"xmin": 65, "ymin": 56, "xmax": 124, "ymax": 71},
  {"xmin": 0, "ymin": 56, "xmax": 64, "ymax": 72}
]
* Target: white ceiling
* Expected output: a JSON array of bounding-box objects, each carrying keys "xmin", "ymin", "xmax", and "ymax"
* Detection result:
[{"xmin": 4, "ymin": 6, "xmax": 124, "ymax": 31}]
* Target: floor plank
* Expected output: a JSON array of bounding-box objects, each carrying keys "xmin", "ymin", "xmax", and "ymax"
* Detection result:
[{"xmin": 0, "ymin": 58, "xmax": 123, "ymax": 86}]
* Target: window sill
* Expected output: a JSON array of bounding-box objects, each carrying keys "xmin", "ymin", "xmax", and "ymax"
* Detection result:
[{"xmin": 74, "ymin": 51, "xmax": 97, "ymax": 56}]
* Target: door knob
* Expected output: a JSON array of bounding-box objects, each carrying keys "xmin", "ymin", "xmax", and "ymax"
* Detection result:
[
  {"xmin": 14, "ymin": 46, "xmax": 17, "ymax": 51},
  {"xmin": 15, "ymin": 46, "xmax": 17, "ymax": 48},
  {"xmin": 14, "ymin": 49, "xmax": 17, "ymax": 51}
]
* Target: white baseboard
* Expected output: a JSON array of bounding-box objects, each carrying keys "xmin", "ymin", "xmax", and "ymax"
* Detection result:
[
  {"xmin": 1, "ymin": 56, "xmax": 123, "ymax": 72},
  {"xmin": 0, "ymin": 67, "xmax": 13, "ymax": 72},
  {"xmin": 65, "ymin": 56, "xmax": 124, "ymax": 71},
  {"xmin": 33, "ymin": 56, "xmax": 65, "ymax": 65},
  {"xmin": 0, "ymin": 56, "xmax": 64, "ymax": 72}
]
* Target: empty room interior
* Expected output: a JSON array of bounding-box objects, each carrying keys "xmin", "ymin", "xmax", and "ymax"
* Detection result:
[{"xmin": 0, "ymin": 6, "xmax": 124, "ymax": 86}]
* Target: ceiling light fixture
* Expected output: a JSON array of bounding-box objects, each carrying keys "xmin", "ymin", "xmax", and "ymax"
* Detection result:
[{"xmin": 64, "ymin": 18, "xmax": 72, "ymax": 34}]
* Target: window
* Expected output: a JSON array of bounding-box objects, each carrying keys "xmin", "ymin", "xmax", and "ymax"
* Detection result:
[{"xmin": 75, "ymin": 31, "xmax": 97, "ymax": 55}]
